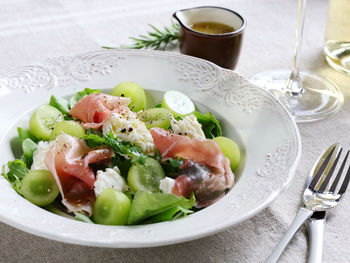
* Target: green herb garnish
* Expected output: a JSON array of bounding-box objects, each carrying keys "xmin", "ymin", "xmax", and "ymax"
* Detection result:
[{"xmin": 103, "ymin": 23, "xmax": 180, "ymax": 50}]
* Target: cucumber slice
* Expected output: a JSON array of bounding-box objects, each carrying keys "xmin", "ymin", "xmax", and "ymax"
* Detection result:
[
  {"xmin": 49, "ymin": 120, "xmax": 86, "ymax": 140},
  {"xmin": 127, "ymin": 157, "xmax": 165, "ymax": 193},
  {"xmin": 111, "ymin": 81, "xmax": 146, "ymax": 112},
  {"xmin": 137, "ymin": 108, "xmax": 171, "ymax": 129},
  {"xmin": 213, "ymin": 136, "xmax": 240, "ymax": 171},
  {"xmin": 29, "ymin": 105, "xmax": 64, "ymax": 140},
  {"xmin": 20, "ymin": 170, "xmax": 60, "ymax": 206},
  {"xmin": 161, "ymin": 90, "xmax": 195, "ymax": 117}
]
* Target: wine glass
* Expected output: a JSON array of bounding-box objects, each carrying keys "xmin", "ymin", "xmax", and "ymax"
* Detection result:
[{"xmin": 250, "ymin": 0, "xmax": 343, "ymax": 123}]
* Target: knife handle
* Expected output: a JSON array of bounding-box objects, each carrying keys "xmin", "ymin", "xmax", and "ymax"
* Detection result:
[
  {"xmin": 266, "ymin": 207, "xmax": 313, "ymax": 263},
  {"xmin": 307, "ymin": 217, "xmax": 325, "ymax": 263}
]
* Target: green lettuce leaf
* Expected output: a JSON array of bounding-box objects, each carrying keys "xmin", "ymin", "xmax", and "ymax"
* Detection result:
[
  {"xmin": 49, "ymin": 95, "xmax": 70, "ymax": 117},
  {"xmin": 148, "ymin": 205, "xmax": 194, "ymax": 223},
  {"xmin": 21, "ymin": 138, "xmax": 38, "ymax": 167},
  {"xmin": 193, "ymin": 111, "xmax": 222, "ymax": 139},
  {"xmin": 16, "ymin": 128, "xmax": 38, "ymax": 166},
  {"xmin": 161, "ymin": 158, "xmax": 184, "ymax": 176},
  {"xmin": 74, "ymin": 212, "xmax": 94, "ymax": 224},
  {"xmin": 69, "ymin": 88, "xmax": 100, "ymax": 108},
  {"xmin": 111, "ymin": 156, "xmax": 132, "ymax": 177},
  {"xmin": 127, "ymin": 191, "xmax": 195, "ymax": 225},
  {"xmin": 146, "ymin": 193, "xmax": 195, "ymax": 223},
  {"xmin": 86, "ymin": 128, "xmax": 103, "ymax": 136},
  {"xmin": 22, "ymin": 138, "xmax": 38, "ymax": 157},
  {"xmin": 17, "ymin": 127, "xmax": 37, "ymax": 143},
  {"xmin": 84, "ymin": 133, "xmax": 105, "ymax": 148},
  {"xmin": 84, "ymin": 132, "xmax": 146, "ymax": 164},
  {"xmin": 45, "ymin": 204, "xmax": 74, "ymax": 219},
  {"xmin": 2, "ymin": 160, "xmax": 29, "ymax": 193},
  {"xmin": 169, "ymin": 158, "xmax": 183, "ymax": 168}
]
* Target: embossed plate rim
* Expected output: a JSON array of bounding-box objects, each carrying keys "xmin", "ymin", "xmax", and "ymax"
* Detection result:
[{"xmin": 0, "ymin": 49, "xmax": 302, "ymax": 247}]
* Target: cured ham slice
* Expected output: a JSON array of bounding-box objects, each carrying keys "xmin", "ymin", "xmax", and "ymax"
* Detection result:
[
  {"xmin": 172, "ymin": 161, "xmax": 229, "ymax": 208},
  {"xmin": 69, "ymin": 93, "xmax": 131, "ymax": 129},
  {"xmin": 150, "ymin": 127, "xmax": 234, "ymax": 208},
  {"xmin": 45, "ymin": 133, "xmax": 113, "ymax": 215}
]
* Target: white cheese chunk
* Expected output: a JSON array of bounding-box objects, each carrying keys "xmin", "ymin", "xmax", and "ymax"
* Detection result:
[
  {"xmin": 31, "ymin": 141, "xmax": 54, "ymax": 170},
  {"xmin": 94, "ymin": 166, "xmax": 128, "ymax": 197},
  {"xmin": 159, "ymin": 177, "xmax": 175, "ymax": 194},
  {"xmin": 103, "ymin": 108, "xmax": 154, "ymax": 154},
  {"xmin": 170, "ymin": 114, "xmax": 205, "ymax": 140}
]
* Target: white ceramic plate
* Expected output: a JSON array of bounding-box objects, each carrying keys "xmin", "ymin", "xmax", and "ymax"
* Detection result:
[{"xmin": 0, "ymin": 50, "xmax": 301, "ymax": 248}]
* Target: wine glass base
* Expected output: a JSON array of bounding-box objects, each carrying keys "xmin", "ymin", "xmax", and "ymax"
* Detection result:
[{"xmin": 250, "ymin": 70, "xmax": 344, "ymax": 123}]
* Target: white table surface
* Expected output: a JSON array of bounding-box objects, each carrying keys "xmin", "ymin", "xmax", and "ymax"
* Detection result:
[{"xmin": 1, "ymin": 0, "xmax": 349, "ymax": 262}]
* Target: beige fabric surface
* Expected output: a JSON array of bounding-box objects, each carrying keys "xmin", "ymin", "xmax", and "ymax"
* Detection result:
[{"xmin": 1, "ymin": 0, "xmax": 349, "ymax": 262}]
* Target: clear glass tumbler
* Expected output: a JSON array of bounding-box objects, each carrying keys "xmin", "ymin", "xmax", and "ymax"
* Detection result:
[{"xmin": 324, "ymin": 0, "xmax": 350, "ymax": 74}]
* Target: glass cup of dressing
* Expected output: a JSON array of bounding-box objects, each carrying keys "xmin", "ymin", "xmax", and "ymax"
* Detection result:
[{"xmin": 173, "ymin": 6, "xmax": 246, "ymax": 69}]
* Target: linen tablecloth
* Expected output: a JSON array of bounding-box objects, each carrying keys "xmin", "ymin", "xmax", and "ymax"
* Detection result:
[{"xmin": 1, "ymin": 0, "xmax": 349, "ymax": 262}]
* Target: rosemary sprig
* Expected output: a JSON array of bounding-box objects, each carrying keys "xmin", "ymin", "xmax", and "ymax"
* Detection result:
[{"xmin": 102, "ymin": 22, "xmax": 180, "ymax": 50}]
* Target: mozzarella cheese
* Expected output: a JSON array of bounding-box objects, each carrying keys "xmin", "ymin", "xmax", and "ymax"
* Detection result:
[
  {"xmin": 31, "ymin": 141, "xmax": 54, "ymax": 170},
  {"xmin": 170, "ymin": 114, "xmax": 205, "ymax": 140},
  {"xmin": 94, "ymin": 166, "xmax": 128, "ymax": 197},
  {"xmin": 103, "ymin": 108, "xmax": 155, "ymax": 154},
  {"xmin": 159, "ymin": 177, "xmax": 175, "ymax": 194}
]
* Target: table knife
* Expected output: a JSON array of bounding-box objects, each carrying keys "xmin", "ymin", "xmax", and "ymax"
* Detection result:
[{"xmin": 306, "ymin": 211, "xmax": 326, "ymax": 263}]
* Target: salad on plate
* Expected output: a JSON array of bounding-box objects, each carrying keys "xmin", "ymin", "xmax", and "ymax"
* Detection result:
[{"xmin": 2, "ymin": 81, "xmax": 241, "ymax": 226}]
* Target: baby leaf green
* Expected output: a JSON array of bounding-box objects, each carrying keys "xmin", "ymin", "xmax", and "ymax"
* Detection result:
[
  {"xmin": 2, "ymin": 160, "xmax": 29, "ymax": 193},
  {"xmin": 17, "ymin": 127, "xmax": 37, "ymax": 143},
  {"xmin": 127, "ymin": 191, "xmax": 195, "ymax": 225},
  {"xmin": 193, "ymin": 111, "xmax": 222, "ymax": 139},
  {"xmin": 21, "ymin": 138, "xmax": 38, "ymax": 167},
  {"xmin": 49, "ymin": 95, "xmax": 70, "ymax": 117}
]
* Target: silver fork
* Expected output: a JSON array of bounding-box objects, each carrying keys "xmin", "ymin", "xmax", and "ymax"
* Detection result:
[{"xmin": 266, "ymin": 144, "xmax": 350, "ymax": 263}]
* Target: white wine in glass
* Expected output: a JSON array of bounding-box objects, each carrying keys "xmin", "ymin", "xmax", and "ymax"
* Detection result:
[
  {"xmin": 324, "ymin": 0, "xmax": 350, "ymax": 75},
  {"xmin": 251, "ymin": 0, "xmax": 343, "ymax": 123}
]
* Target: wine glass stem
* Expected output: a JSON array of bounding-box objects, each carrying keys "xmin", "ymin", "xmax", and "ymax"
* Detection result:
[{"xmin": 287, "ymin": 0, "xmax": 307, "ymax": 96}]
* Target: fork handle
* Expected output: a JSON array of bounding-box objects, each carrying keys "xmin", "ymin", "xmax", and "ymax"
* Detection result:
[{"xmin": 266, "ymin": 207, "xmax": 313, "ymax": 263}]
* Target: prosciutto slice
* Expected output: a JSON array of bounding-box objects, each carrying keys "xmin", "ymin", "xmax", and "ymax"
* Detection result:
[
  {"xmin": 150, "ymin": 127, "xmax": 234, "ymax": 208},
  {"xmin": 69, "ymin": 93, "xmax": 131, "ymax": 129},
  {"xmin": 45, "ymin": 133, "xmax": 113, "ymax": 215}
]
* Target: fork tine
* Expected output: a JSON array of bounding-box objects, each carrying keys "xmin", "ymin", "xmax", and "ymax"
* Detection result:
[
  {"xmin": 329, "ymin": 150, "xmax": 349, "ymax": 193},
  {"xmin": 318, "ymin": 148, "xmax": 343, "ymax": 192},
  {"xmin": 338, "ymin": 162, "xmax": 350, "ymax": 195},
  {"xmin": 309, "ymin": 146, "xmax": 336, "ymax": 190}
]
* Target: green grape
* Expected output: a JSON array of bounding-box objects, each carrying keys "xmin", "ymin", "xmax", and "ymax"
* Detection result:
[
  {"xmin": 213, "ymin": 136, "xmax": 240, "ymax": 171},
  {"xmin": 49, "ymin": 120, "xmax": 86, "ymax": 140},
  {"xmin": 111, "ymin": 81, "xmax": 146, "ymax": 112},
  {"xmin": 161, "ymin": 90, "xmax": 195, "ymax": 117},
  {"xmin": 20, "ymin": 170, "xmax": 60, "ymax": 206},
  {"xmin": 137, "ymin": 108, "xmax": 171, "ymax": 129},
  {"xmin": 127, "ymin": 157, "xmax": 165, "ymax": 193},
  {"xmin": 29, "ymin": 105, "xmax": 64, "ymax": 140},
  {"xmin": 92, "ymin": 189, "xmax": 131, "ymax": 225}
]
